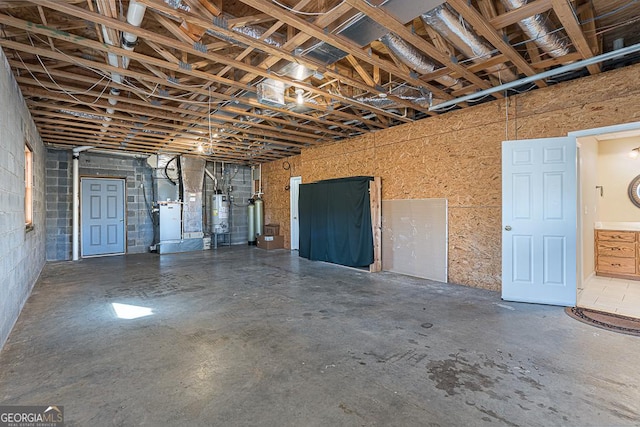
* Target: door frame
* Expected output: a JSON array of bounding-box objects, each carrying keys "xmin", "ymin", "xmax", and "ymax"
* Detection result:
[
  {"xmin": 500, "ymin": 120, "xmax": 640, "ymax": 306},
  {"xmin": 570, "ymin": 121, "xmax": 640, "ymax": 286},
  {"xmin": 80, "ymin": 177, "xmax": 127, "ymax": 258},
  {"xmin": 290, "ymin": 176, "xmax": 301, "ymax": 251}
]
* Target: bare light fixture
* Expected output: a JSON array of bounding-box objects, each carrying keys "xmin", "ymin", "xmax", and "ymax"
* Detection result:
[
  {"xmin": 629, "ymin": 147, "xmax": 640, "ymax": 159},
  {"xmin": 295, "ymin": 88, "xmax": 304, "ymax": 105}
]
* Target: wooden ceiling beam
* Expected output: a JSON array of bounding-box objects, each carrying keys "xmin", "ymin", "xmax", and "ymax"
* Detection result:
[
  {"xmin": 42, "ymin": 134, "xmax": 276, "ymax": 163},
  {"xmin": 345, "ymin": 55, "xmax": 376, "ymax": 87},
  {"xmin": 133, "ymin": 0, "xmax": 425, "ymax": 116},
  {"xmin": 17, "ymin": 2, "xmax": 408, "ymax": 124},
  {"xmin": 1, "ymin": 38, "xmax": 373, "ymax": 134},
  {"xmin": 21, "ymin": 88, "xmax": 321, "ymax": 147},
  {"xmin": 550, "ymin": 0, "xmax": 600, "ymax": 74},
  {"xmin": 227, "ymin": 13, "xmax": 274, "ymax": 28},
  {"xmin": 10, "ymin": 60, "xmax": 350, "ymax": 136},
  {"xmin": 342, "ymin": 0, "xmax": 495, "ymax": 93},
  {"xmin": 235, "ymin": 0, "xmax": 451, "ymax": 99},
  {"xmin": 489, "ymin": 0, "xmax": 553, "ymax": 30},
  {"xmin": 33, "ymin": 108, "xmax": 307, "ymax": 161},
  {"xmin": 577, "ymin": 0, "xmax": 600, "ymax": 57},
  {"xmin": 447, "ymin": 0, "xmax": 547, "ymax": 88}
]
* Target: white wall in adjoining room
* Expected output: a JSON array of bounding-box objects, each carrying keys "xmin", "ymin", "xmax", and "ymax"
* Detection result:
[
  {"xmin": 579, "ymin": 136, "xmax": 599, "ymax": 281},
  {"xmin": 597, "ymin": 137, "xmax": 640, "ymax": 222}
]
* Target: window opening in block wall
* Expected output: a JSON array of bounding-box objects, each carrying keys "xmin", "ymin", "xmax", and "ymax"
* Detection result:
[{"xmin": 24, "ymin": 141, "xmax": 33, "ymax": 229}]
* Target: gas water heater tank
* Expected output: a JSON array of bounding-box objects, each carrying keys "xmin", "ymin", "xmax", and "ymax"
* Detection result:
[{"xmin": 211, "ymin": 194, "xmax": 229, "ymax": 233}]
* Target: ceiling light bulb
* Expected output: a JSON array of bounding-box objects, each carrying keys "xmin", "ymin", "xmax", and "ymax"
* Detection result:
[
  {"xmin": 197, "ymin": 144, "xmax": 204, "ymax": 153},
  {"xmin": 629, "ymin": 148, "xmax": 639, "ymax": 159},
  {"xmin": 295, "ymin": 88, "xmax": 304, "ymax": 105}
]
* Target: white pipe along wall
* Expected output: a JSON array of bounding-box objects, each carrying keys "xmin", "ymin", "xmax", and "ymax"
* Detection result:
[{"xmin": 72, "ymin": 146, "xmax": 94, "ymax": 261}]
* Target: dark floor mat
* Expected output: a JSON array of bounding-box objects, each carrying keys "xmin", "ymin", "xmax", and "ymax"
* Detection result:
[{"xmin": 565, "ymin": 307, "xmax": 640, "ymax": 337}]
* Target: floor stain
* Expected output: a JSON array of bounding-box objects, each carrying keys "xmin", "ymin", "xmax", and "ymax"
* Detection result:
[
  {"xmin": 475, "ymin": 406, "xmax": 519, "ymax": 427},
  {"xmin": 426, "ymin": 354, "xmax": 497, "ymax": 397}
]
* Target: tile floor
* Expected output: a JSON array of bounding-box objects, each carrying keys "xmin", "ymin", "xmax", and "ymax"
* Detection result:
[{"xmin": 578, "ymin": 275, "xmax": 640, "ymax": 318}]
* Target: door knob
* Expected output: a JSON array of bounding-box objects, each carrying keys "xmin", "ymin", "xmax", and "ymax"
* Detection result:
[{"xmin": 504, "ymin": 225, "xmax": 512, "ymax": 231}]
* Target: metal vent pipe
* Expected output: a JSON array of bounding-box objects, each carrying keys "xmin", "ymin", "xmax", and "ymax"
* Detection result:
[
  {"xmin": 501, "ymin": 0, "xmax": 570, "ymax": 58},
  {"xmin": 380, "ymin": 33, "xmax": 461, "ymax": 89},
  {"xmin": 422, "ymin": 5, "xmax": 519, "ymax": 82}
]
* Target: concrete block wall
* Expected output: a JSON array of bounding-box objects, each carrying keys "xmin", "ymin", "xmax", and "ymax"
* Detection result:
[
  {"xmin": 204, "ymin": 162, "xmax": 253, "ymax": 245},
  {"xmin": 0, "ymin": 47, "xmax": 46, "ymax": 350},
  {"xmin": 45, "ymin": 150, "xmax": 155, "ymax": 260},
  {"xmin": 45, "ymin": 149, "xmax": 72, "ymax": 260},
  {"xmin": 79, "ymin": 152, "xmax": 154, "ymax": 255}
]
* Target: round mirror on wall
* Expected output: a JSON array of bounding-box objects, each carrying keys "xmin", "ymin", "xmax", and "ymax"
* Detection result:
[{"xmin": 629, "ymin": 174, "xmax": 640, "ymax": 208}]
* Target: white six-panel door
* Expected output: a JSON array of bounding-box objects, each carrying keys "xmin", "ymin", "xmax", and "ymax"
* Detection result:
[
  {"xmin": 290, "ymin": 176, "xmax": 301, "ymax": 251},
  {"xmin": 502, "ymin": 137, "xmax": 577, "ymax": 306},
  {"xmin": 81, "ymin": 178, "xmax": 126, "ymax": 257}
]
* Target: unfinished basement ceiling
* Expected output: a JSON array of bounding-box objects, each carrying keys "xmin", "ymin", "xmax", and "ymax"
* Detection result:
[{"xmin": 1, "ymin": 0, "xmax": 639, "ymax": 164}]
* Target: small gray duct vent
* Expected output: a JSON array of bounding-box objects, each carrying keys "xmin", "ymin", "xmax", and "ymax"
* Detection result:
[{"xmin": 500, "ymin": 0, "xmax": 570, "ymax": 58}]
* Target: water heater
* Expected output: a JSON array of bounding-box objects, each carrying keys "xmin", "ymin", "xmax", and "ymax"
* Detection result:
[{"xmin": 211, "ymin": 194, "xmax": 230, "ymax": 233}]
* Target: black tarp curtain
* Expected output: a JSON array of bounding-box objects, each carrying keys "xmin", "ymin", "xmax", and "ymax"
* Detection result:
[{"xmin": 299, "ymin": 176, "xmax": 374, "ymax": 268}]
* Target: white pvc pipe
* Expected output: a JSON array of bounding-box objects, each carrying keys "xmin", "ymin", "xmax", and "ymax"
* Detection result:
[{"xmin": 71, "ymin": 146, "xmax": 94, "ymax": 260}]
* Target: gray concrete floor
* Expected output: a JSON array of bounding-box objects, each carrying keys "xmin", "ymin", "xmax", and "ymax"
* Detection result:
[{"xmin": 1, "ymin": 247, "xmax": 639, "ymax": 426}]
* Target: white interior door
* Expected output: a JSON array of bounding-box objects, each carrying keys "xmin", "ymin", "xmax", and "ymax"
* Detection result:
[
  {"xmin": 81, "ymin": 178, "xmax": 126, "ymax": 257},
  {"xmin": 290, "ymin": 176, "xmax": 301, "ymax": 250},
  {"xmin": 502, "ymin": 137, "xmax": 577, "ymax": 306}
]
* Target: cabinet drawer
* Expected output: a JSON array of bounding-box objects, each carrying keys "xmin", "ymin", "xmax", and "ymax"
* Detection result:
[
  {"xmin": 596, "ymin": 230, "xmax": 636, "ymax": 242},
  {"xmin": 597, "ymin": 241, "xmax": 636, "ymax": 258},
  {"xmin": 597, "ymin": 256, "xmax": 636, "ymax": 274}
]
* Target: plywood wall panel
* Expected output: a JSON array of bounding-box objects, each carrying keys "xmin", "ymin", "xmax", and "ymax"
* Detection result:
[
  {"xmin": 261, "ymin": 63, "xmax": 640, "ymax": 289},
  {"xmin": 515, "ymin": 96, "xmax": 640, "ymax": 139},
  {"xmin": 448, "ymin": 206, "xmax": 502, "ymax": 290},
  {"xmin": 261, "ymin": 155, "xmax": 301, "ymax": 249},
  {"xmin": 515, "ymin": 71, "xmax": 640, "ymax": 119}
]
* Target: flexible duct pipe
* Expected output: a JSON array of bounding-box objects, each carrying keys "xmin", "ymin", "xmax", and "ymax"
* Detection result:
[
  {"xmin": 501, "ymin": 0, "xmax": 570, "ymax": 58},
  {"xmin": 380, "ymin": 33, "xmax": 461, "ymax": 89},
  {"xmin": 422, "ymin": 5, "xmax": 519, "ymax": 82},
  {"xmin": 357, "ymin": 85, "xmax": 433, "ymax": 109},
  {"xmin": 72, "ymin": 146, "xmax": 94, "ymax": 260}
]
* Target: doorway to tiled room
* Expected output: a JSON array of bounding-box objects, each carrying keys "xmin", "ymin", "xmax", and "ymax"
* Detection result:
[
  {"xmin": 578, "ymin": 276, "xmax": 640, "ymax": 319},
  {"xmin": 577, "ymin": 124, "xmax": 640, "ymax": 320}
]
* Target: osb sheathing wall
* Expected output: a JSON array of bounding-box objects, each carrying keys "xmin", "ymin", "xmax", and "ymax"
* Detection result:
[{"xmin": 261, "ymin": 63, "xmax": 640, "ymax": 291}]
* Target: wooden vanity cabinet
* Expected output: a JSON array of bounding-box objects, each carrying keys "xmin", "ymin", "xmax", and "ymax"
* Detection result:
[{"xmin": 595, "ymin": 230, "xmax": 639, "ymax": 280}]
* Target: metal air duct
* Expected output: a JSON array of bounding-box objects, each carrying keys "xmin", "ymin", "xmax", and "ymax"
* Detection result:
[
  {"xmin": 304, "ymin": 0, "xmax": 446, "ymax": 64},
  {"xmin": 357, "ymin": 85, "xmax": 435, "ymax": 109},
  {"xmin": 501, "ymin": 0, "xmax": 570, "ymax": 58},
  {"xmin": 380, "ymin": 33, "xmax": 461, "ymax": 89},
  {"xmin": 180, "ymin": 156, "xmax": 206, "ymax": 239},
  {"xmin": 421, "ymin": 5, "xmax": 519, "ymax": 82}
]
